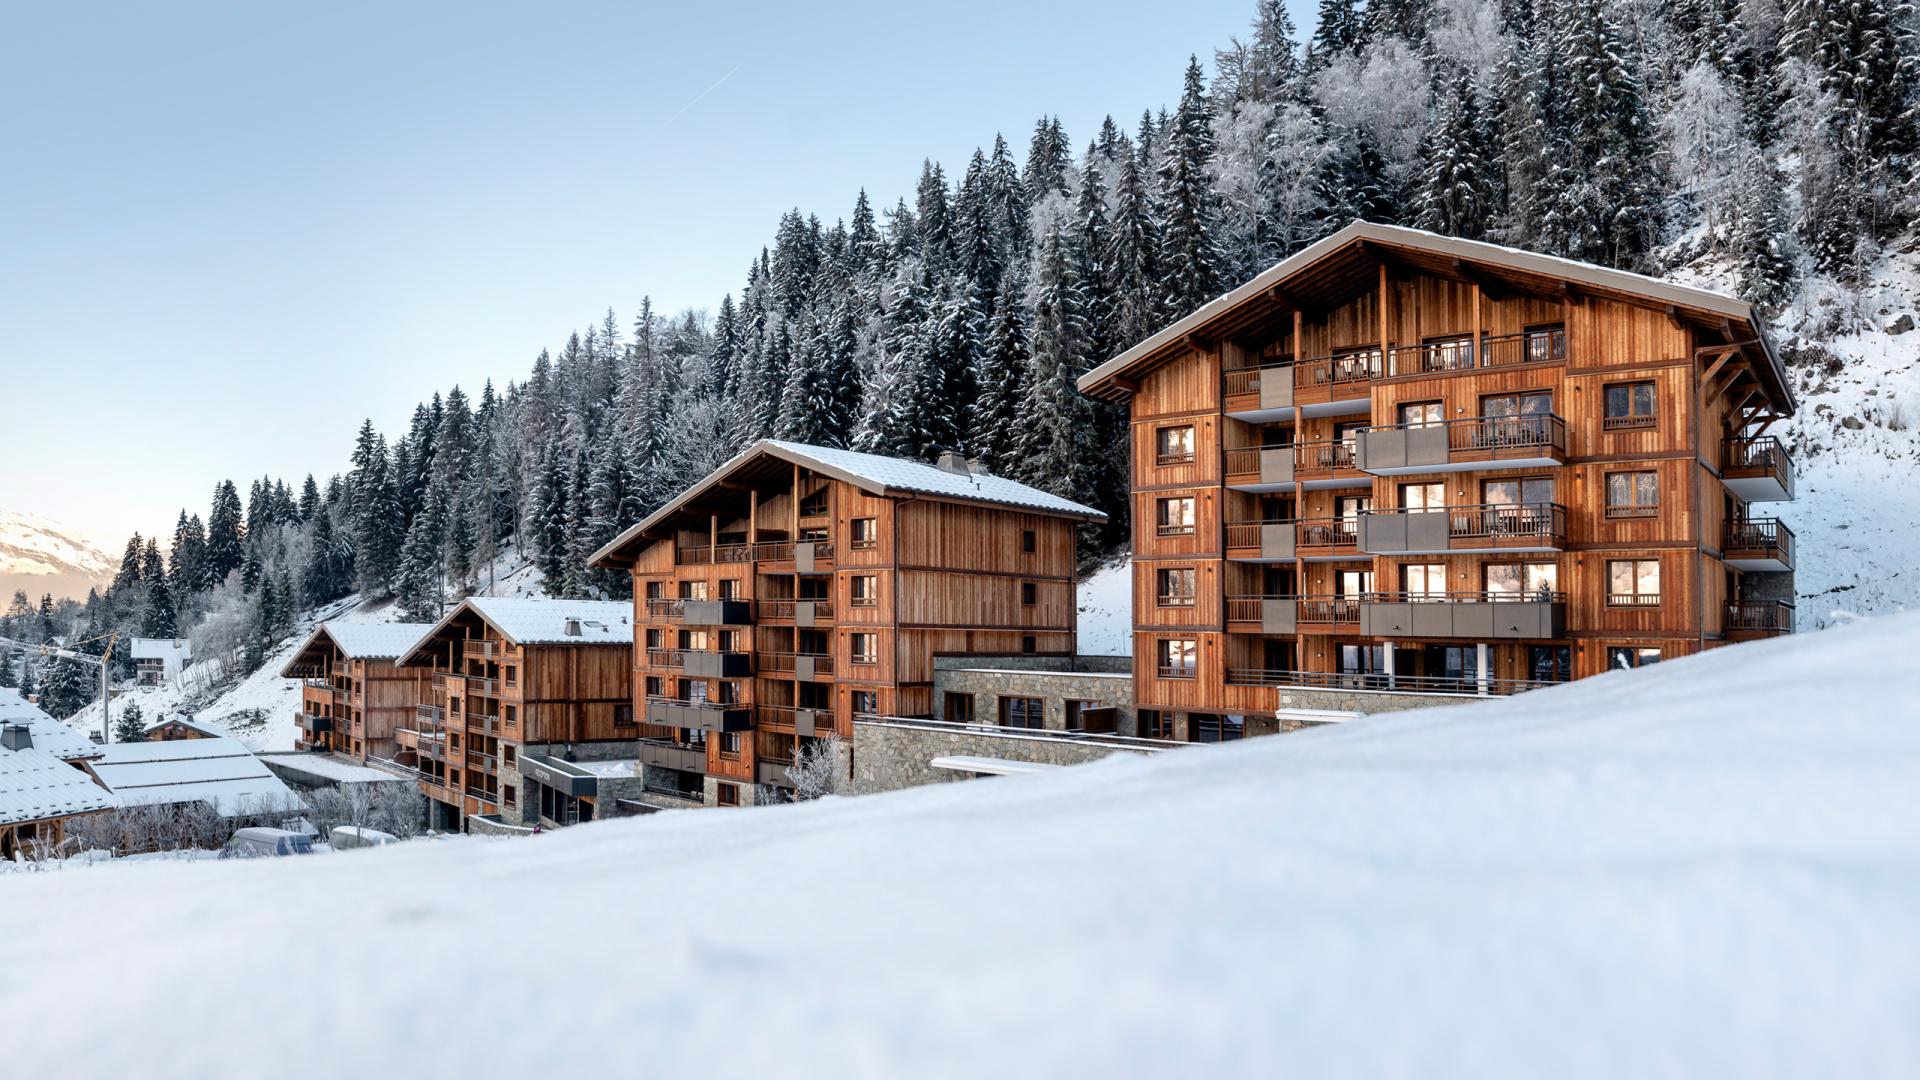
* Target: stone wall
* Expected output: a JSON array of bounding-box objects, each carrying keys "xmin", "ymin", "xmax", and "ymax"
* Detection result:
[
  {"xmin": 1742, "ymin": 570, "xmax": 1797, "ymax": 609},
  {"xmin": 852, "ymin": 718, "xmax": 1167, "ymax": 794},
  {"xmin": 932, "ymin": 656, "xmax": 1137, "ymax": 735}
]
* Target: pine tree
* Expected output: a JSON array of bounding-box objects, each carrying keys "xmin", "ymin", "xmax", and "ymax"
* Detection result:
[
  {"xmin": 38, "ymin": 655, "xmax": 94, "ymax": 719},
  {"xmin": 1414, "ymin": 71, "xmax": 1499, "ymax": 239},
  {"xmin": 1015, "ymin": 225, "xmax": 1099, "ymax": 504},
  {"xmin": 1108, "ymin": 146, "xmax": 1164, "ymax": 351},
  {"xmin": 971, "ymin": 278, "xmax": 1032, "ymax": 476},
  {"xmin": 205, "ymin": 480, "xmax": 246, "ymax": 587},
  {"xmin": 1157, "ymin": 57, "xmax": 1224, "ymax": 315},
  {"xmin": 353, "ymin": 442, "xmax": 403, "ymax": 599},
  {"xmin": 114, "ymin": 701, "xmax": 147, "ymax": 744},
  {"xmin": 142, "ymin": 574, "xmax": 178, "ymax": 637}
]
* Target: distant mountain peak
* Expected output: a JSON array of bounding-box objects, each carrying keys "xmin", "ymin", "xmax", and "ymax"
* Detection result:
[{"xmin": 0, "ymin": 509, "xmax": 116, "ymax": 601}]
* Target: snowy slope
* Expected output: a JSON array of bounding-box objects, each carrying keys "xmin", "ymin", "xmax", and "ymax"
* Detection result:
[
  {"xmin": 0, "ymin": 509, "xmax": 115, "ymax": 602},
  {"xmin": 1075, "ymin": 555, "xmax": 1132, "ymax": 655},
  {"xmin": 10, "ymin": 611, "xmax": 1920, "ymax": 1078}
]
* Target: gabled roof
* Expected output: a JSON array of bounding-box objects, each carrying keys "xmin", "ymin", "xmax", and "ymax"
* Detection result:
[
  {"xmin": 90, "ymin": 737, "xmax": 302, "ymax": 817},
  {"xmin": 396, "ymin": 597, "xmax": 633, "ymax": 667},
  {"xmin": 1076, "ymin": 220, "xmax": 1793, "ymax": 413},
  {"xmin": 591, "ymin": 439, "xmax": 1105, "ymax": 567},
  {"xmin": 0, "ymin": 688, "xmax": 102, "ymax": 761},
  {"xmin": 278, "ymin": 621, "xmax": 434, "ymax": 678},
  {"xmin": 142, "ymin": 714, "xmax": 222, "ymax": 738},
  {"xmin": 0, "ymin": 744, "xmax": 114, "ymax": 826}
]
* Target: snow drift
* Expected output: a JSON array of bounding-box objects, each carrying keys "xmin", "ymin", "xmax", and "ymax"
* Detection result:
[{"xmin": 8, "ymin": 612, "xmax": 1920, "ymax": 1078}]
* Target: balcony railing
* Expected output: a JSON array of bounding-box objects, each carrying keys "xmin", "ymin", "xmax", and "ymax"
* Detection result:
[
  {"xmin": 1723, "ymin": 436, "xmax": 1795, "ymax": 501},
  {"xmin": 465, "ymin": 751, "xmax": 497, "ymax": 776},
  {"xmin": 302, "ymin": 678, "xmax": 332, "ymax": 690},
  {"xmin": 1727, "ymin": 600, "xmax": 1794, "ymax": 634},
  {"xmin": 1224, "ymin": 595, "xmax": 1361, "ymax": 625},
  {"xmin": 1724, "ymin": 518, "xmax": 1795, "ymax": 568},
  {"xmin": 1359, "ymin": 502, "xmax": 1568, "ymax": 552},
  {"xmin": 1355, "ymin": 413, "xmax": 1567, "ymax": 474},
  {"xmin": 415, "ymin": 704, "xmax": 445, "ymax": 724},
  {"xmin": 646, "ymin": 647, "xmax": 686, "ymax": 669},
  {"xmin": 1364, "ymin": 589, "xmax": 1567, "ymax": 604},
  {"xmin": 1293, "ymin": 439, "xmax": 1356, "ymax": 473},
  {"xmin": 462, "ymin": 640, "xmax": 496, "ymax": 659},
  {"xmin": 1295, "ymin": 516, "xmax": 1359, "ymax": 549},
  {"xmin": 466, "ymin": 677, "xmax": 498, "ymax": 697},
  {"xmin": 645, "ymin": 597, "xmax": 685, "ymax": 619},
  {"xmin": 756, "ymin": 651, "xmax": 836, "ymax": 676},
  {"xmin": 1383, "ymin": 329, "xmax": 1566, "ymax": 377},
  {"xmin": 755, "ymin": 598, "xmax": 835, "ymax": 622},
  {"xmin": 1226, "ymin": 668, "xmax": 1565, "ymax": 696},
  {"xmin": 1221, "ymin": 349, "xmax": 1383, "ymax": 400}
]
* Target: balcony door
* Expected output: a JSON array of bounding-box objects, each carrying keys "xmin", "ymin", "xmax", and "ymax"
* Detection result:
[{"xmin": 1334, "ymin": 569, "xmax": 1373, "ymax": 598}]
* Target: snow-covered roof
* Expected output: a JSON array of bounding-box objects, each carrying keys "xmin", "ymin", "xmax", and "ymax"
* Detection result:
[
  {"xmin": 90, "ymin": 737, "xmax": 303, "ymax": 817},
  {"xmin": 278, "ymin": 621, "xmax": 435, "ymax": 678},
  {"xmin": 142, "ymin": 714, "xmax": 222, "ymax": 738},
  {"xmin": 396, "ymin": 597, "xmax": 633, "ymax": 666},
  {"xmin": 256, "ymin": 753, "xmax": 413, "ymax": 786},
  {"xmin": 0, "ymin": 744, "xmax": 114, "ymax": 826},
  {"xmin": 0, "ymin": 688, "xmax": 103, "ymax": 760},
  {"xmin": 130, "ymin": 638, "xmax": 191, "ymax": 660},
  {"xmin": 1077, "ymin": 220, "xmax": 1793, "ymax": 413},
  {"xmin": 591, "ymin": 439, "xmax": 1104, "ymax": 565}
]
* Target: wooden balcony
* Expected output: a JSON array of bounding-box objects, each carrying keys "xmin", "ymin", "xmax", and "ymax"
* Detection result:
[
  {"xmin": 1383, "ymin": 329, "xmax": 1566, "ymax": 378},
  {"xmin": 1723, "ymin": 436, "xmax": 1794, "ymax": 502},
  {"xmin": 648, "ymin": 598, "xmax": 754, "ymax": 625},
  {"xmin": 676, "ymin": 539, "xmax": 836, "ymax": 572},
  {"xmin": 1220, "ymin": 350, "xmax": 1382, "ymax": 423},
  {"xmin": 462, "ymin": 640, "xmax": 497, "ymax": 660},
  {"xmin": 682, "ymin": 650, "xmax": 752, "ymax": 679},
  {"xmin": 756, "ymin": 651, "xmax": 834, "ymax": 680},
  {"xmin": 1355, "ymin": 414, "xmax": 1567, "ymax": 475},
  {"xmin": 637, "ymin": 737, "xmax": 707, "ymax": 774},
  {"xmin": 1294, "ymin": 517, "xmax": 1360, "ymax": 560},
  {"xmin": 1358, "ymin": 591, "xmax": 1567, "ymax": 639},
  {"xmin": 1726, "ymin": 600, "xmax": 1794, "ymax": 639},
  {"xmin": 755, "ymin": 704, "xmax": 833, "ymax": 735},
  {"xmin": 1223, "ymin": 445, "xmax": 1294, "ymax": 492},
  {"xmin": 645, "ymin": 647, "xmax": 685, "ymax": 670},
  {"xmin": 754, "ymin": 598, "xmax": 835, "ymax": 626},
  {"xmin": 1226, "ymin": 667, "xmax": 1563, "ymax": 696},
  {"xmin": 1225, "ymin": 595, "xmax": 1361, "ymax": 634},
  {"xmin": 645, "ymin": 696, "xmax": 753, "ymax": 733},
  {"xmin": 1225, "ymin": 520, "xmax": 1295, "ymax": 562},
  {"xmin": 1293, "ymin": 440, "xmax": 1368, "ymax": 489},
  {"xmin": 1724, "ymin": 518, "xmax": 1794, "ymax": 572},
  {"xmin": 465, "ymin": 751, "xmax": 497, "ymax": 777},
  {"xmin": 415, "ymin": 704, "xmax": 446, "ymax": 725},
  {"xmin": 1357, "ymin": 503, "xmax": 1567, "ymax": 555}
]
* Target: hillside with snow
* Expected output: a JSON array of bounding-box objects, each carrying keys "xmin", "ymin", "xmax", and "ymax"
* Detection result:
[
  {"xmin": 10, "ymin": 609, "xmax": 1920, "ymax": 1078},
  {"xmin": 0, "ymin": 509, "xmax": 114, "ymax": 603}
]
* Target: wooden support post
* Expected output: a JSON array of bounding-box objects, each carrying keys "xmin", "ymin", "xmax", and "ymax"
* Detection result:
[{"xmin": 1470, "ymin": 283, "xmax": 1482, "ymax": 364}]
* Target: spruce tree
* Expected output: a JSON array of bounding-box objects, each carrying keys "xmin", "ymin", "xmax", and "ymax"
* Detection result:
[
  {"xmin": 1015, "ymin": 225, "xmax": 1098, "ymax": 504},
  {"xmin": 114, "ymin": 701, "xmax": 147, "ymax": 743},
  {"xmin": 1414, "ymin": 71, "xmax": 1498, "ymax": 239},
  {"xmin": 205, "ymin": 480, "xmax": 246, "ymax": 587},
  {"xmin": 1157, "ymin": 57, "xmax": 1224, "ymax": 316},
  {"xmin": 971, "ymin": 280, "xmax": 1032, "ymax": 476}
]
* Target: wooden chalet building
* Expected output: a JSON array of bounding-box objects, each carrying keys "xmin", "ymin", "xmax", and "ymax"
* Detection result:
[
  {"xmin": 590, "ymin": 439, "xmax": 1105, "ymax": 807},
  {"xmin": 394, "ymin": 598, "xmax": 635, "ymax": 830},
  {"xmin": 0, "ymin": 689, "xmax": 112, "ymax": 857},
  {"xmin": 279, "ymin": 622, "xmax": 433, "ymax": 762},
  {"xmin": 1077, "ymin": 221, "xmax": 1798, "ymax": 741}
]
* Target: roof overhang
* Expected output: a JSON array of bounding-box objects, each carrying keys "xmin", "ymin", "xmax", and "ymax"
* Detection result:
[
  {"xmin": 1075, "ymin": 220, "xmax": 1795, "ymax": 415},
  {"xmin": 590, "ymin": 440, "xmax": 1105, "ymax": 569},
  {"xmin": 277, "ymin": 626, "xmax": 341, "ymax": 679}
]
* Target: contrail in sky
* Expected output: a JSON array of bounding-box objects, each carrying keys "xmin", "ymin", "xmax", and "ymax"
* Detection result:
[{"xmin": 666, "ymin": 64, "xmax": 743, "ymax": 125}]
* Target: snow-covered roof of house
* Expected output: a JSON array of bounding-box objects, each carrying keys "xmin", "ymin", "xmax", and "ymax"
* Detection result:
[
  {"xmin": 130, "ymin": 638, "xmax": 191, "ymax": 660},
  {"xmin": 90, "ymin": 737, "xmax": 303, "ymax": 817},
  {"xmin": 1077, "ymin": 220, "xmax": 1794, "ymax": 414},
  {"xmin": 256, "ymin": 753, "xmax": 413, "ymax": 786},
  {"xmin": 278, "ymin": 620, "xmax": 434, "ymax": 678},
  {"xmin": 591, "ymin": 439, "xmax": 1105, "ymax": 566},
  {"xmin": 141, "ymin": 714, "xmax": 222, "ymax": 738},
  {"xmin": 0, "ymin": 688, "xmax": 102, "ymax": 760},
  {"xmin": 0, "ymin": 744, "xmax": 114, "ymax": 826},
  {"xmin": 395, "ymin": 597, "xmax": 633, "ymax": 667}
]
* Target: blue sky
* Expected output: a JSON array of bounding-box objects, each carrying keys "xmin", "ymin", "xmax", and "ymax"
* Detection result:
[{"xmin": 1, "ymin": 1, "xmax": 1310, "ymax": 550}]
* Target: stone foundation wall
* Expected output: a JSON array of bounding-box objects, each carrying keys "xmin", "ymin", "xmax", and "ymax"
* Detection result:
[
  {"xmin": 852, "ymin": 719, "xmax": 1166, "ymax": 794},
  {"xmin": 931, "ymin": 665, "xmax": 1137, "ymax": 735}
]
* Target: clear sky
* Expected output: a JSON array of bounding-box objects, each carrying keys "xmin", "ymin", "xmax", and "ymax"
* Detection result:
[{"xmin": 1, "ymin": 0, "xmax": 1311, "ymax": 551}]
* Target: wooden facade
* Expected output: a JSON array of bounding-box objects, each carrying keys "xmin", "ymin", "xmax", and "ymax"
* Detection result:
[
  {"xmin": 592, "ymin": 443, "xmax": 1101, "ymax": 807},
  {"xmin": 279, "ymin": 626, "xmax": 432, "ymax": 764},
  {"xmin": 393, "ymin": 602, "xmax": 633, "ymax": 826},
  {"xmin": 1080, "ymin": 222, "xmax": 1797, "ymax": 741}
]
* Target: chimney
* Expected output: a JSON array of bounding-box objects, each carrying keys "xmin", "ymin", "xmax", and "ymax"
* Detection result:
[
  {"xmin": 564, "ymin": 618, "xmax": 582, "ymax": 637},
  {"xmin": 937, "ymin": 450, "xmax": 971, "ymax": 476},
  {"xmin": 1, "ymin": 723, "xmax": 31, "ymax": 753}
]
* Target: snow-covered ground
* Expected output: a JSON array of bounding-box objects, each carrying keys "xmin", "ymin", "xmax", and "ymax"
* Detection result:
[
  {"xmin": 1075, "ymin": 555, "xmax": 1131, "ymax": 655},
  {"xmin": 11, "ymin": 609, "xmax": 1919, "ymax": 1078}
]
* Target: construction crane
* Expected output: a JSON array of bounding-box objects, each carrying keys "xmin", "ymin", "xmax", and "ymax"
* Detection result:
[{"xmin": 0, "ymin": 631, "xmax": 118, "ymax": 744}]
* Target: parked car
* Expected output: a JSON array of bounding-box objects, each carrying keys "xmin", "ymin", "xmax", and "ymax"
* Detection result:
[
  {"xmin": 223, "ymin": 827, "xmax": 315, "ymax": 858},
  {"xmin": 329, "ymin": 825, "xmax": 398, "ymax": 851}
]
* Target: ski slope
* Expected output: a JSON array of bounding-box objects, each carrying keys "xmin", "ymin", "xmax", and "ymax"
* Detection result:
[{"xmin": 9, "ymin": 609, "xmax": 1920, "ymax": 1078}]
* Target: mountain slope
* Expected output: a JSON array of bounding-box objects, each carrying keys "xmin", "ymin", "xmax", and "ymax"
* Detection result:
[
  {"xmin": 9, "ymin": 609, "xmax": 1919, "ymax": 1079},
  {"xmin": 0, "ymin": 510, "xmax": 114, "ymax": 603}
]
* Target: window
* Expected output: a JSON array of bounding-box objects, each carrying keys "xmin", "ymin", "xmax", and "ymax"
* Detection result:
[
  {"xmin": 614, "ymin": 703, "xmax": 635, "ymax": 727},
  {"xmin": 799, "ymin": 488, "xmax": 829, "ymax": 516},
  {"xmin": 680, "ymin": 580, "xmax": 708, "ymax": 600},
  {"xmin": 1607, "ymin": 559, "xmax": 1662, "ymax": 606},
  {"xmin": 944, "ymin": 693, "xmax": 976, "ymax": 724},
  {"xmin": 504, "ymin": 785, "xmax": 517, "ymax": 809},
  {"xmin": 1000, "ymin": 697, "xmax": 1046, "ymax": 729},
  {"xmin": 1604, "ymin": 381, "xmax": 1658, "ymax": 430},
  {"xmin": 1398, "ymin": 481, "xmax": 1445, "ymax": 511},
  {"xmin": 1156, "ymin": 425, "xmax": 1196, "ymax": 465},
  {"xmin": 1529, "ymin": 645, "xmax": 1572, "ymax": 683},
  {"xmin": 1021, "ymin": 581, "xmax": 1038, "ymax": 606},
  {"xmin": 645, "ymin": 581, "xmax": 663, "ymax": 600},
  {"xmin": 1021, "ymin": 635, "xmax": 1037, "ymax": 654},
  {"xmin": 645, "ymin": 629, "xmax": 662, "ymax": 649},
  {"xmin": 718, "ymin": 732, "xmax": 741, "ymax": 757},
  {"xmin": 504, "ymin": 744, "xmax": 516, "ymax": 766},
  {"xmin": 718, "ymin": 579, "xmax": 741, "ymax": 599},
  {"xmin": 716, "ymin": 783, "xmax": 740, "ymax": 807},
  {"xmin": 645, "ymin": 676, "xmax": 663, "ymax": 697},
  {"xmin": 1605, "ymin": 471, "xmax": 1659, "ymax": 518},
  {"xmin": 850, "ymin": 690, "xmax": 878, "ymax": 716},
  {"xmin": 1156, "ymin": 568, "xmax": 1197, "ymax": 607},
  {"xmin": 1335, "ymin": 568, "xmax": 1374, "ymax": 598},
  {"xmin": 504, "ymin": 665, "xmax": 517, "ymax": 687},
  {"xmin": 850, "ymin": 632, "xmax": 879, "ymax": 664},
  {"xmin": 850, "ymin": 517, "xmax": 878, "ymax": 549},
  {"xmin": 1398, "ymin": 400, "xmax": 1445, "ymax": 427},
  {"xmin": 1607, "ymin": 646, "xmax": 1662, "ymax": 670},
  {"xmin": 1401, "ymin": 563, "xmax": 1448, "ymax": 598},
  {"xmin": 1156, "ymin": 497, "xmax": 1196, "ymax": 537},
  {"xmin": 1419, "ymin": 335, "xmax": 1475, "ymax": 373},
  {"xmin": 1157, "ymin": 638, "xmax": 1198, "ymax": 679},
  {"xmin": 1486, "ymin": 562, "xmax": 1559, "ymax": 599},
  {"xmin": 1481, "ymin": 476, "xmax": 1556, "ymax": 506},
  {"xmin": 1523, "ymin": 323, "xmax": 1567, "ymax": 363},
  {"xmin": 1190, "ymin": 714, "xmax": 1246, "ymax": 743},
  {"xmin": 1141, "ymin": 710, "xmax": 1174, "ymax": 740},
  {"xmin": 850, "ymin": 574, "xmax": 878, "ymax": 607},
  {"xmin": 504, "ymin": 705, "xmax": 517, "ymax": 727},
  {"xmin": 1022, "ymin": 529, "xmax": 1038, "ymax": 553}
]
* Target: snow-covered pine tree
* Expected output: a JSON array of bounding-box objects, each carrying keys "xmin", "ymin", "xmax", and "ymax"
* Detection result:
[
  {"xmin": 1108, "ymin": 144, "xmax": 1164, "ymax": 352},
  {"xmin": 971, "ymin": 278, "xmax": 1031, "ymax": 477},
  {"xmin": 1158, "ymin": 57, "xmax": 1225, "ymax": 316},
  {"xmin": 204, "ymin": 480, "xmax": 245, "ymax": 587},
  {"xmin": 1015, "ymin": 225, "xmax": 1099, "ymax": 505},
  {"xmin": 1414, "ymin": 69, "xmax": 1499, "ymax": 239}
]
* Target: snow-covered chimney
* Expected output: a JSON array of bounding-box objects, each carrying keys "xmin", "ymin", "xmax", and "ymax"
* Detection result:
[
  {"xmin": 1, "ymin": 723, "xmax": 31, "ymax": 752},
  {"xmin": 937, "ymin": 451, "xmax": 971, "ymax": 476},
  {"xmin": 564, "ymin": 618, "xmax": 582, "ymax": 637}
]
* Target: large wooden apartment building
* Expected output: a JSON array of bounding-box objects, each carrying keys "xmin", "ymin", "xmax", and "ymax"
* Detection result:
[
  {"xmin": 280, "ymin": 622, "xmax": 432, "ymax": 762},
  {"xmin": 589, "ymin": 439, "xmax": 1104, "ymax": 807},
  {"xmin": 1077, "ymin": 222, "xmax": 1797, "ymax": 741},
  {"xmin": 393, "ymin": 598, "xmax": 635, "ymax": 829}
]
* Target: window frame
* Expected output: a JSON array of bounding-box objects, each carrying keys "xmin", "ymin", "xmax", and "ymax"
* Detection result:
[
  {"xmin": 849, "ymin": 517, "xmax": 879, "ymax": 550},
  {"xmin": 849, "ymin": 573, "xmax": 879, "ymax": 607},
  {"xmin": 1155, "ymin": 496, "xmax": 1197, "ymax": 537},
  {"xmin": 849, "ymin": 632, "xmax": 879, "ymax": 665},
  {"xmin": 1021, "ymin": 529, "xmax": 1038, "ymax": 553},
  {"xmin": 1155, "ymin": 567, "xmax": 1197, "ymax": 608},
  {"xmin": 1602, "ymin": 380, "xmax": 1659, "ymax": 431},
  {"xmin": 1155, "ymin": 424, "xmax": 1196, "ymax": 466},
  {"xmin": 1606, "ymin": 558, "xmax": 1663, "ymax": 607},
  {"xmin": 1604, "ymin": 470, "xmax": 1660, "ymax": 518},
  {"xmin": 1020, "ymin": 581, "xmax": 1038, "ymax": 607},
  {"xmin": 1156, "ymin": 638, "xmax": 1199, "ymax": 679}
]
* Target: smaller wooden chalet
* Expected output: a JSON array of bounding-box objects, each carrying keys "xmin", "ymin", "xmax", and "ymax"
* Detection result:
[
  {"xmin": 0, "ymin": 723, "xmax": 114, "ymax": 859},
  {"xmin": 142, "ymin": 715, "xmax": 222, "ymax": 741},
  {"xmin": 279, "ymin": 622, "xmax": 434, "ymax": 762},
  {"xmin": 131, "ymin": 637, "xmax": 192, "ymax": 686},
  {"xmin": 394, "ymin": 598, "xmax": 638, "ymax": 831},
  {"xmin": 0, "ymin": 687, "xmax": 102, "ymax": 765}
]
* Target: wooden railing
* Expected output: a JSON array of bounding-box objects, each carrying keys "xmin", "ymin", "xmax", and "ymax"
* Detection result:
[
  {"xmin": 1724, "ymin": 518, "xmax": 1795, "ymax": 565},
  {"xmin": 1296, "ymin": 517, "xmax": 1359, "ymax": 548},
  {"xmin": 415, "ymin": 704, "xmax": 445, "ymax": 723},
  {"xmin": 1725, "ymin": 435, "xmax": 1794, "ymax": 489},
  {"xmin": 1226, "ymin": 668, "xmax": 1565, "ymax": 695},
  {"xmin": 755, "ymin": 598, "xmax": 835, "ymax": 620},
  {"xmin": 462, "ymin": 640, "xmax": 496, "ymax": 659},
  {"xmin": 1297, "ymin": 349, "xmax": 1384, "ymax": 388},
  {"xmin": 675, "ymin": 540, "xmax": 837, "ymax": 566},
  {"xmin": 1383, "ymin": 329, "xmax": 1566, "ymax": 377},
  {"xmin": 1727, "ymin": 600, "xmax": 1794, "ymax": 633},
  {"xmin": 1367, "ymin": 413, "xmax": 1568, "ymax": 456},
  {"xmin": 756, "ymin": 652, "xmax": 835, "ymax": 675},
  {"xmin": 1224, "ymin": 520, "xmax": 1281, "ymax": 549},
  {"xmin": 1294, "ymin": 439, "xmax": 1356, "ymax": 472},
  {"xmin": 1223, "ymin": 445, "xmax": 1277, "ymax": 476},
  {"xmin": 1224, "ymin": 595, "xmax": 1361, "ymax": 623},
  {"xmin": 646, "ymin": 648, "xmax": 686, "ymax": 669},
  {"xmin": 1363, "ymin": 502, "xmax": 1568, "ymax": 545}
]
